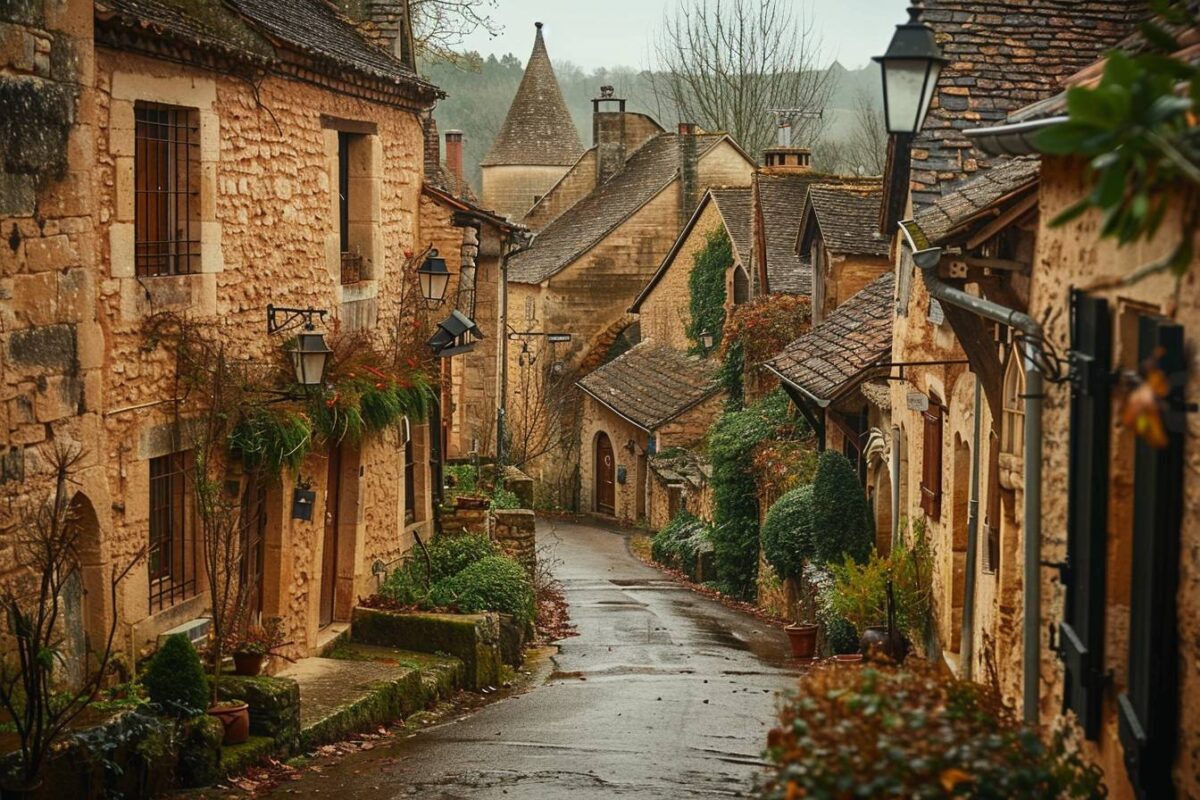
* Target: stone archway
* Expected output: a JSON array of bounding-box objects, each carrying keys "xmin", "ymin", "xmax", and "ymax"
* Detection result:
[{"xmin": 61, "ymin": 493, "xmax": 107, "ymax": 690}]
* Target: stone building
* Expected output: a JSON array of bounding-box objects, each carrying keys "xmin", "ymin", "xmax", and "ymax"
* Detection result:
[
  {"xmin": 2, "ymin": 0, "xmax": 462, "ymax": 668},
  {"xmin": 479, "ymin": 23, "xmax": 583, "ymax": 223},
  {"xmin": 576, "ymin": 342, "xmax": 721, "ymax": 525}
]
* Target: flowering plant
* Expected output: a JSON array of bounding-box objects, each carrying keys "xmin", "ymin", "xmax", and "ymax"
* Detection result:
[{"xmin": 227, "ymin": 616, "xmax": 291, "ymax": 656}]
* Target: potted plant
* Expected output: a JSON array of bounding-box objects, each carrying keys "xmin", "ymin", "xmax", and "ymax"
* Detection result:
[
  {"xmin": 761, "ymin": 485, "xmax": 818, "ymax": 660},
  {"xmin": 229, "ymin": 616, "xmax": 291, "ymax": 676},
  {"xmin": 207, "ymin": 699, "xmax": 251, "ymax": 745}
]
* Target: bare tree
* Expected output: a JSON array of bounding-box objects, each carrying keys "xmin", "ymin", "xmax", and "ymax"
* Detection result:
[
  {"xmin": 0, "ymin": 444, "xmax": 144, "ymax": 792},
  {"xmin": 507, "ymin": 349, "xmax": 579, "ymax": 473},
  {"xmin": 844, "ymin": 88, "xmax": 888, "ymax": 175},
  {"xmin": 648, "ymin": 0, "xmax": 832, "ymax": 160},
  {"xmin": 411, "ymin": 0, "xmax": 502, "ymax": 63}
]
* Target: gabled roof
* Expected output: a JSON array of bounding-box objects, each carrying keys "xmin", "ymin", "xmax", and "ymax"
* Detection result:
[
  {"xmin": 508, "ymin": 133, "xmax": 728, "ymax": 284},
  {"xmin": 914, "ymin": 157, "xmax": 1041, "ymax": 245},
  {"xmin": 628, "ymin": 186, "xmax": 751, "ymax": 313},
  {"xmin": 96, "ymin": 0, "xmax": 439, "ymax": 98},
  {"xmin": 481, "ymin": 23, "xmax": 583, "ymax": 168},
  {"xmin": 798, "ymin": 183, "xmax": 888, "ymax": 258},
  {"xmin": 577, "ymin": 342, "xmax": 720, "ymax": 432},
  {"xmin": 766, "ymin": 272, "xmax": 894, "ymax": 407},
  {"xmin": 756, "ymin": 171, "xmax": 835, "ymax": 295}
]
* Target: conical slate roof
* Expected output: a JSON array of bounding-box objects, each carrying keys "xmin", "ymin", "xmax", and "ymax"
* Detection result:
[{"xmin": 481, "ymin": 22, "xmax": 583, "ymax": 167}]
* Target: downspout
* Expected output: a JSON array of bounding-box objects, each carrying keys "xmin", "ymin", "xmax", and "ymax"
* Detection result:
[
  {"xmin": 890, "ymin": 426, "xmax": 901, "ymax": 549},
  {"xmin": 960, "ymin": 379, "xmax": 982, "ymax": 681},
  {"xmin": 900, "ymin": 221, "xmax": 1044, "ymax": 726}
]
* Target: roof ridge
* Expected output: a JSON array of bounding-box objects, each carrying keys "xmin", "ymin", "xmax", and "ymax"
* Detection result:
[{"xmin": 481, "ymin": 22, "xmax": 583, "ymax": 167}]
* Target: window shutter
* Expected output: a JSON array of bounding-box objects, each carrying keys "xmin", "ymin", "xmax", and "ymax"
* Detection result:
[
  {"xmin": 1060, "ymin": 290, "xmax": 1112, "ymax": 740},
  {"xmin": 920, "ymin": 399, "xmax": 943, "ymax": 518},
  {"xmin": 1118, "ymin": 315, "xmax": 1185, "ymax": 799}
]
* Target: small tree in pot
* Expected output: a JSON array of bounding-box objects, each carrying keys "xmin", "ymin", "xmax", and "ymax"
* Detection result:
[{"xmin": 761, "ymin": 485, "xmax": 817, "ymax": 659}]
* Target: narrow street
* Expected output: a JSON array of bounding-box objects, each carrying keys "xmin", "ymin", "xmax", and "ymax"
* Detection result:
[{"xmin": 260, "ymin": 519, "xmax": 796, "ymax": 799}]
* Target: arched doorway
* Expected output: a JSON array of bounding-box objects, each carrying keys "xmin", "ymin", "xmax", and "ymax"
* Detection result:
[
  {"xmin": 595, "ymin": 433, "xmax": 615, "ymax": 515},
  {"xmin": 62, "ymin": 493, "xmax": 106, "ymax": 690}
]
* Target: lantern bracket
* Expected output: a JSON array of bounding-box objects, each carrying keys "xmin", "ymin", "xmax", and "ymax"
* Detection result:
[{"xmin": 267, "ymin": 304, "xmax": 327, "ymax": 335}]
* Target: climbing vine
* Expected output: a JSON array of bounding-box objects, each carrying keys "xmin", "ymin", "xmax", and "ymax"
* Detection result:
[
  {"xmin": 717, "ymin": 293, "xmax": 812, "ymax": 404},
  {"xmin": 686, "ymin": 227, "xmax": 732, "ymax": 353}
]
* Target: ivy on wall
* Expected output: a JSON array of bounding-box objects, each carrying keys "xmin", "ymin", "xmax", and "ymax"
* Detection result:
[
  {"xmin": 717, "ymin": 293, "xmax": 812, "ymax": 406},
  {"xmin": 686, "ymin": 228, "xmax": 732, "ymax": 353}
]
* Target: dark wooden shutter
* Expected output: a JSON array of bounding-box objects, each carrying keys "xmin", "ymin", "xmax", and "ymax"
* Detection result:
[
  {"xmin": 1060, "ymin": 291, "xmax": 1112, "ymax": 740},
  {"xmin": 920, "ymin": 398, "xmax": 943, "ymax": 518},
  {"xmin": 1118, "ymin": 315, "xmax": 1185, "ymax": 799}
]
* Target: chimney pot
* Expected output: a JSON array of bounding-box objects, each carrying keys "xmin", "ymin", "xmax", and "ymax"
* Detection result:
[
  {"xmin": 678, "ymin": 122, "xmax": 697, "ymax": 136},
  {"xmin": 445, "ymin": 130, "xmax": 464, "ymax": 195}
]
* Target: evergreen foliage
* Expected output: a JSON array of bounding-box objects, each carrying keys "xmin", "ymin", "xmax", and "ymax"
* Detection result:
[
  {"xmin": 650, "ymin": 510, "xmax": 712, "ymax": 574},
  {"xmin": 761, "ymin": 485, "xmax": 815, "ymax": 581},
  {"xmin": 142, "ymin": 635, "xmax": 209, "ymax": 717},
  {"xmin": 427, "ymin": 534, "xmax": 500, "ymax": 582},
  {"xmin": 430, "ymin": 555, "xmax": 536, "ymax": 625},
  {"xmin": 686, "ymin": 228, "xmax": 731, "ymax": 353},
  {"xmin": 227, "ymin": 407, "xmax": 313, "ymax": 478},
  {"xmin": 810, "ymin": 451, "xmax": 874, "ymax": 566}
]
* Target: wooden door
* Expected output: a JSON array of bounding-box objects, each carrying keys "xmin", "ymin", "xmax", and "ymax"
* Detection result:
[
  {"xmin": 595, "ymin": 433, "xmax": 615, "ymax": 515},
  {"xmin": 240, "ymin": 476, "xmax": 267, "ymax": 621},
  {"xmin": 320, "ymin": 445, "xmax": 342, "ymax": 628}
]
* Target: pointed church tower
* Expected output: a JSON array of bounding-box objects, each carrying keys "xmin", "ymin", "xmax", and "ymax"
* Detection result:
[{"xmin": 481, "ymin": 22, "xmax": 583, "ymax": 221}]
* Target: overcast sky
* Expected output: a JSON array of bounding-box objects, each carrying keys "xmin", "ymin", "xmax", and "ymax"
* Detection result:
[{"xmin": 457, "ymin": 0, "xmax": 911, "ymax": 71}]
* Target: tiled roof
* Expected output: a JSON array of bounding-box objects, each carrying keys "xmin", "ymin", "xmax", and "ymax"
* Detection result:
[
  {"xmin": 98, "ymin": 0, "xmax": 437, "ymax": 94},
  {"xmin": 481, "ymin": 23, "xmax": 583, "ymax": 167},
  {"xmin": 757, "ymin": 172, "xmax": 819, "ymax": 295},
  {"xmin": 912, "ymin": 1, "xmax": 1141, "ymax": 208},
  {"xmin": 710, "ymin": 187, "xmax": 752, "ymax": 266},
  {"xmin": 915, "ymin": 156, "xmax": 1041, "ymax": 245},
  {"xmin": 577, "ymin": 341, "xmax": 720, "ymax": 431},
  {"xmin": 508, "ymin": 133, "xmax": 725, "ymax": 284},
  {"xmin": 650, "ymin": 448, "xmax": 710, "ymax": 489},
  {"xmin": 767, "ymin": 272, "xmax": 895, "ymax": 405},
  {"xmin": 800, "ymin": 183, "xmax": 888, "ymax": 257}
]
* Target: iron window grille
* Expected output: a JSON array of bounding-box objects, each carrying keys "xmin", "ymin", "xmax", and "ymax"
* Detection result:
[
  {"xmin": 134, "ymin": 102, "xmax": 200, "ymax": 277},
  {"xmin": 148, "ymin": 451, "xmax": 197, "ymax": 612}
]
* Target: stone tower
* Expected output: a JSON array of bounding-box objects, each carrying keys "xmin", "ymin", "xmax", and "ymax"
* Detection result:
[{"xmin": 481, "ymin": 22, "xmax": 583, "ymax": 221}]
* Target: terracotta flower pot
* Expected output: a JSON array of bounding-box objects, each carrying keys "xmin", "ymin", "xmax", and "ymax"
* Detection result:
[
  {"xmin": 233, "ymin": 651, "xmax": 267, "ymax": 676},
  {"xmin": 785, "ymin": 622, "xmax": 819, "ymax": 660},
  {"xmin": 859, "ymin": 625, "xmax": 889, "ymax": 656},
  {"xmin": 833, "ymin": 653, "xmax": 864, "ymax": 664},
  {"xmin": 208, "ymin": 701, "xmax": 250, "ymax": 745}
]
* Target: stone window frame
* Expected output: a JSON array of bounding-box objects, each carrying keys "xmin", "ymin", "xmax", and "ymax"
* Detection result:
[
  {"xmin": 322, "ymin": 116, "xmax": 382, "ymax": 302},
  {"xmin": 147, "ymin": 450, "xmax": 197, "ymax": 613},
  {"xmin": 1000, "ymin": 345, "xmax": 1026, "ymax": 459},
  {"xmin": 109, "ymin": 71, "xmax": 221, "ymax": 318}
]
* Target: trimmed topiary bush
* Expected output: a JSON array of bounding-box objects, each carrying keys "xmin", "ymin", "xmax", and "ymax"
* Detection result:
[
  {"xmin": 142, "ymin": 634, "xmax": 208, "ymax": 717},
  {"xmin": 430, "ymin": 555, "xmax": 536, "ymax": 626},
  {"xmin": 759, "ymin": 661, "xmax": 1106, "ymax": 798},
  {"xmin": 810, "ymin": 451, "xmax": 873, "ymax": 566},
  {"xmin": 761, "ymin": 485, "xmax": 815, "ymax": 581},
  {"xmin": 651, "ymin": 510, "xmax": 711, "ymax": 574}
]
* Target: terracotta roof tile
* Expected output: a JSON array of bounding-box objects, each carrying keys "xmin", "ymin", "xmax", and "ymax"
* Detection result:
[
  {"xmin": 802, "ymin": 183, "xmax": 889, "ymax": 257},
  {"xmin": 481, "ymin": 24, "xmax": 583, "ymax": 167},
  {"xmin": 508, "ymin": 133, "xmax": 725, "ymax": 284},
  {"xmin": 914, "ymin": 156, "xmax": 1040, "ymax": 244},
  {"xmin": 767, "ymin": 272, "xmax": 894, "ymax": 404},
  {"xmin": 577, "ymin": 342, "xmax": 720, "ymax": 431}
]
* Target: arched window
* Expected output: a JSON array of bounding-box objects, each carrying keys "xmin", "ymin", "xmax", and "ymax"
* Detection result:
[
  {"xmin": 732, "ymin": 265, "xmax": 750, "ymax": 305},
  {"xmin": 1001, "ymin": 347, "xmax": 1026, "ymax": 457}
]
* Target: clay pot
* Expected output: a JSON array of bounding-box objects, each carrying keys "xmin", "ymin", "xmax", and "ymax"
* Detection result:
[
  {"xmin": 208, "ymin": 701, "xmax": 250, "ymax": 745},
  {"xmin": 232, "ymin": 652, "xmax": 266, "ymax": 676},
  {"xmin": 785, "ymin": 622, "xmax": 819, "ymax": 660},
  {"xmin": 859, "ymin": 625, "xmax": 889, "ymax": 656},
  {"xmin": 455, "ymin": 495, "xmax": 488, "ymax": 510},
  {"xmin": 833, "ymin": 653, "xmax": 864, "ymax": 664}
]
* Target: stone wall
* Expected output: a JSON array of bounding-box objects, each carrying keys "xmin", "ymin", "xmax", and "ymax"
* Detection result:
[
  {"xmin": 656, "ymin": 393, "xmax": 724, "ymax": 450},
  {"xmin": 481, "ymin": 163, "xmax": 571, "ymax": 223},
  {"xmin": 637, "ymin": 202, "xmax": 723, "ymax": 351},
  {"xmin": 520, "ymin": 150, "xmax": 596, "ymax": 231},
  {"xmin": 493, "ymin": 508, "xmax": 536, "ymax": 577},
  {"xmin": 579, "ymin": 393, "xmax": 648, "ymax": 523}
]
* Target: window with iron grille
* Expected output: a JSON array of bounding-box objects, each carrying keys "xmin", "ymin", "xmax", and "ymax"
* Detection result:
[
  {"xmin": 920, "ymin": 396, "xmax": 943, "ymax": 518},
  {"xmin": 134, "ymin": 102, "xmax": 200, "ymax": 277},
  {"xmin": 338, "ymin": 131, "xmax": 365, "ymax": 284},
  {"xmin": 148, "ymin": 451, "xmax": 196, "ymax": 612}
]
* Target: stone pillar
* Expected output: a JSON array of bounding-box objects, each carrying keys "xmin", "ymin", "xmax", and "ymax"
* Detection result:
[{"xmin": 492, "ymin": 509, "xmax": 536, "ymax": 578}]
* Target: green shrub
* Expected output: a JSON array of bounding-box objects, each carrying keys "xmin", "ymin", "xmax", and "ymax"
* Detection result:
[
  {"xmin": 430, "ymin": 555, "xmax": 536, "ymax": 626},
  {"xmin": 761, "ymin": 485, "xmax": 815, "ymax": 581},
  {"xmin": 810, "ymin": 451, "xmax": 873, "ymax": 566},
  {"xmin": 444, "ymin": 464, "xmax": 478, "ymax": 495},
  {"xmin": 828, "ymin": 523, "xmax": 933, "ymax": 642},
  {"xmin": 142, "ymin": 635, "xmax": 208, "ymax": 717},
  {"xmin": 759, "ymin": 661, "xmax": 1105, "ymax": 799},
  {"xmin": 428, "ymin": 534, "xmax": 499, "ymax": 582},
  {"xmin": 377, "ymin": 562, "xmax": 431, "ymax": 606},
  {"xmin": 488, "ymin": 488, "xmax": 520, "ymax": 510},
  {"xmin": 228, "ymin": 407, "xmax": 313, "ymax": 477},
  {"xmin": 651, "ymin": 510, "xmax": 711, "ymax": 574}
]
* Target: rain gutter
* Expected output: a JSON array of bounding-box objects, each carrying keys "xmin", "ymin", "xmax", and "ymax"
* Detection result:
[
  {"xmin": 963, "ymin": 116, "xmax": 1066, "ymax": 157},
  {"xmin": 898, "ymin": 219, "xmax": 1045, "ymax": 727}
]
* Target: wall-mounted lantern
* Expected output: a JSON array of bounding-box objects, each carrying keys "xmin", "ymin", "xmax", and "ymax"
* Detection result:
[
  {"xmin": 873, "ymin": 2, "xmax": 947, "ymax": 136},
  {"xmin": 700, "ymin": 329, "xmax": 715, "ymax": 351},
  {"xmin": 291, "ymin": 479, "xmax": 316, "ymax": 521},
  {"xmin": 417, "ymin": 249, "xmax": 451, "ymax": 309},
  {"xmin": 267, "ymin": 305, "xmax": 332, "ymax": 387}
]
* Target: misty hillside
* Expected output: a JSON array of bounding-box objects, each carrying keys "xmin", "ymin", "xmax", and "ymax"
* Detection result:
[{"xmin": 423, "ymin": 55, "xmax": 883, "ymax": 191}]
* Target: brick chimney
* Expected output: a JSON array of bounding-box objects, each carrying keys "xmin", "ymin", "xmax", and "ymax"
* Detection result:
[
  {"xmin": 363, "ymin": 0, "xmax": 416, "ymax": 69},
  {"xmin": 423, "ymin": 114, "xmax": 441, "ymax": 181},
  {"xmin": 762, "ymin": 115, "xmax": 811, "ymax": 170},
  {"xmin": 593, "ymin": 85, "xmax": 628, "ymax": 185},
  {"xmin": 444, "ymin": 130, "xmax": 464, "ymax": 196},
  {"xmin": 678, "ymin": 122, "xmax": 699, "ymax": 229}
]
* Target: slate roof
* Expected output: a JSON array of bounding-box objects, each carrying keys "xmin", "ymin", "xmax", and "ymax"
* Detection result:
[
  {"xmin": 911, "ymin": 1, "xmax": 1140, "ymax": 209},
  {"xmin": 914, "ymin": 156, "xmax": 1041, "ymax": 245},
  {"xmin": 799, "ymin": 183, "xmax": 889, "ymax": 257},
  {"xmin": 766, "ymin": 272, "xmax": 895, "ymax": 406},
  {"xmin": 757, "ymin": 173, "xmax": 819, "ymax": 295},
  {"xmin": 481, "ymin": 23, "xmax": 583, "ymax": 167},
  {"xmin": 508, "ymin": 133, "xmax": 726, "ymax": 284},
  {"xmin": 577, "ymin": 341, "xmax": 720, "ymax": 431},
  {"xmin": 97, "ymin": 0, "xmax": 437, "ymax": 95},
  {"xmin": 710, "ymin": 188, "xmax": 752, "ymax": 266}
]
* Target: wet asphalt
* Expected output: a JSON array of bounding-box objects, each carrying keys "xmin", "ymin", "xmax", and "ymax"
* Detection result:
[{"xmin": 260, "ymin": 518, "xmax": 797, "ymax": 799}]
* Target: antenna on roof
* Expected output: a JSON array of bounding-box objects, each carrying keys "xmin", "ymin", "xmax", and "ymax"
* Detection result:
[{"xmin": 766, "ymin": 108, "xmax": 823, "ymax": 145}]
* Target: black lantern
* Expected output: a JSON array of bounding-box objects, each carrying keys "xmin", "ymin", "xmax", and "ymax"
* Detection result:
[
  {"xmin": 700, "ymin": 329, "xmax": 715, "ymax": 351},
  {"xmin": 873, "ymin": 3, "xmax": 947, "ymax": 135},
  {"xmin": 417, "ymin": 249, "xmax": 451, "ymax": 309},
  {"xmin": 267, "ymin": 305, "xmax": 331, "ymax": 387}
]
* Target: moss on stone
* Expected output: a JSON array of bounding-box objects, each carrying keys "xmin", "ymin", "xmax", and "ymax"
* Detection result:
[
  {"xmin": 350, "ymin": 608, "xmax": 502, "ymax": 690},
  {"xmin": 216, "ymin": 675, "xmax": 300, "ymax": 750},
  {"xmin": 220, "ymin": 735, "xmax": 277, "ymax": 776},
  {"xmin": 177, "ymin": 714, "xmax": 225, "ymax": 788}
]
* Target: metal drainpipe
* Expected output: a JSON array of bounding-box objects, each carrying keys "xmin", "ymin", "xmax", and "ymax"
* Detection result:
[
  {"xmin": 960, "ymin": 380, "xmax": 982, "ymax": 681},
  {"xmin": 913, "ymin": 259, "xmax": 1045, "ymax": 727},
  {"xmin": 891, "ymin": 426, "xmax": 901, "ymax": 549}
]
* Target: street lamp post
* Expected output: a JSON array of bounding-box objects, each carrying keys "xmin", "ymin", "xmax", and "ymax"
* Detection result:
[
  {"xmin": 417, "ymin": 249, "xmax": 451, "ymax": 309},
  {"xmin": 873, "ymin": 2, "xmax": 947, "ymax": 136}
]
